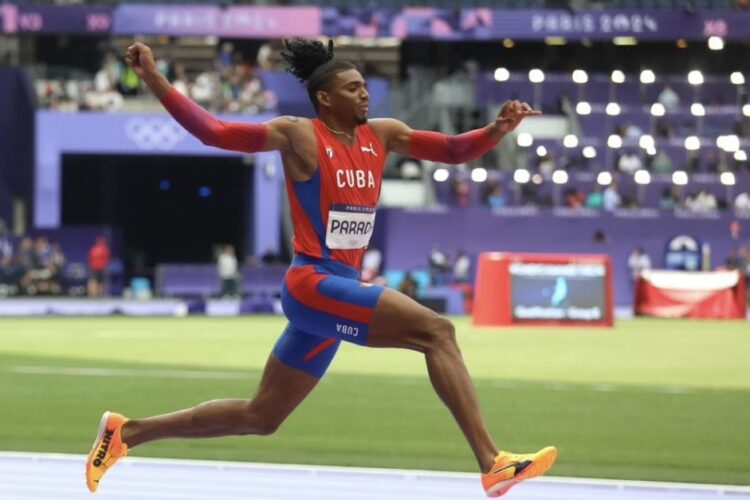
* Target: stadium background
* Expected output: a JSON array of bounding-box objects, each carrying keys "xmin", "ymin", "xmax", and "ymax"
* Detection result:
[{"xmin": 0, "ymin": 0, "xmax": 749, "ymax": 496}]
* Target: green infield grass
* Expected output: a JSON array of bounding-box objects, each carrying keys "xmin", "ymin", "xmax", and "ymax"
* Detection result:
[{"xmin": 0, "ymin": 316, "xmax": 748, "ymax": 485}]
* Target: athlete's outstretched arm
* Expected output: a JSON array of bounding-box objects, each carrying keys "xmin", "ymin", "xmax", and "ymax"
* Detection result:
[
  {"xmin": 124, "ymin": 42, "xmax": 293, "ymax": 153},
  {"xmin": 372, "ymin": 100, "xmax": 540, "ymax": 164}
]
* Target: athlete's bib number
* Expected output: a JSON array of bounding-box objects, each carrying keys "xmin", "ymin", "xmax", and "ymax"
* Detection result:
[{"xmin": 326, "ymin": 204, "xmax": 376, "ymax": 250}]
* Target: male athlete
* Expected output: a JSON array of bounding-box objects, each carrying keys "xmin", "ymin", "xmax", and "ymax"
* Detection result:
[{"xmin": 86, "ymin": 39, "xmax": 556, "ymax": 498}]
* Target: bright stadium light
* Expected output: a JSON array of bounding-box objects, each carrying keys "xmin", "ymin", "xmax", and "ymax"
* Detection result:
[
  {"xmin": 517, "ymin": 132, "xmax": 534, "ymax": 147},
  {"xmin": 690, "ymin": 103, "xmax": 706, "ymax": 116},
  {"xmin": 471, "ymin": 168, "xmax": 488, "ymax": 183},
  {"xmin": 597, "ymin": 171, "xmax": 613, "ymax": 185},
  {"xmin": 672, "ymin": 170, "xmax": 689, "ymax": 186},
  {"xmin": 735, "ymin": 150, "xmax": 748, "ymax": 161},
  {"xmin": 576, "ymin": 102, "xmax": 592, "ymax": 115},
  {"xmin": 529, "ymin": 69, "xmax": 545, "ymax": 83},
  {"xmin": 708, "ymin": 36, "xmax": 724, "ymax": 51},
  {"xmin": 743, "ymin": 104, "xmax": 750, "ymax": 117},
  {"xmin": 634, "ymin": 169, "xmax": 652, "ymax": 185},
  {"xmin": 572, "ymin": 69, "xmax": 588, "ymax": 84},
  {"xmin": 536, "ymin": 145, "xmax": 548, "ymax": 157},
  {"xmin": 640, "ymin": 69, "xmax": 656, "ymax": 84},
  {"xmin": 717, "ymin": 134, "xmax": 740, "ymax": 152},
  {"xmin": 552, "ymin": 170, "xmax": 569, "ymax": 184},
  {"xmin": 563, "ymin": 134, "xmax": 579, "ymax": 148},
  {"xmin": 606, "ymin": 102, "xmax": 621, "ymax": 116},
  {"xmin": 650, "ymin": 103, "xmax": 666, "ymax": 117},
  {"xmin": 684, "ymin": 136, "xmax": 700, "ymax": 151},
  {"xmin": 647, "ymin": 146, "xmax": 657, "ymax": 156},
  {"xmin": 611, "ymin": 70, "xmax": 625, "ymax": 84},
  {"xmin": 583, "ymin": 146, "xmax": 597, "ymax": 159},
  {"xmin": 433, "ymin": 168, "xmax": 450, "ymax": 182},
  {"xmin": 730, "ymin": 72, "xmax": 745, "ymax": 85},
  {"xmin": 720, "ymin": 172, "xmax": 736, "ymax": 186},
  {"xmin": 494, "ymin": 67, "xmax": 510, "ymax": 82},
  {"xmin": 639, "ymin": 135, "xmax": 655, "ymax": 150},
  {"xmin": 607, "ymin": 135, "xmax": 623, "ymax": 148},
  {"xmin": 532, "ymin": 173, "xmax": 543, "ymax": 184},
  {"xmin": 687, "ymin": 70, "xmax": 704, "ymax": 86},
  {"xmin": 514, "ymin": 168, "xmax": 531, "ymax": 184}
]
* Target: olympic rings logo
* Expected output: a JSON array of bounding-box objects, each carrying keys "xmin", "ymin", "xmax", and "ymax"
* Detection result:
[{"xmin": 124, "ymin": 118, "xmax": 187, "ymax": 151}]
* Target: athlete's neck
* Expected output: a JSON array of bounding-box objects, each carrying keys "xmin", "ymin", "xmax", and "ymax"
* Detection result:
[{"xmin": 319, "ymin": 115, "xmax": 357, "ymax": 144}]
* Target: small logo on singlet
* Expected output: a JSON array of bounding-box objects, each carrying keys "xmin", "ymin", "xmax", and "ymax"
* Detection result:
[
  {"xmin": 326, "ymin": 147, "xmax": 334, "ymax": 158},
  {"xmin": 360, "ymin": 143, "xmax": 377, "ymax": 156}
]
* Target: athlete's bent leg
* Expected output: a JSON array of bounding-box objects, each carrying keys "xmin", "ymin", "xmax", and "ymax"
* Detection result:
[
  {"xmin": 121, "ymin": 354, "xmax": 319, "ymax": 447},
  {"xmin": 367, "ymin": 288, "xmax": 497, "ymax": 473}
]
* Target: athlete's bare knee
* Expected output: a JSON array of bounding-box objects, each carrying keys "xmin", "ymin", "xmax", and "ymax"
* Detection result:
[
  {"xmin": 238, "ymin": 401, "xmax": 283, "ymax": 436},
  {"xmin": 423, "ymin": 314, "xmax": 457, "ymax": 351}
]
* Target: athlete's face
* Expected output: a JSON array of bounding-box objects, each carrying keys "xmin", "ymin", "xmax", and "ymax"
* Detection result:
[{"xmin": 325, "ymin": 69, "xmax": 369, "ymax": 125}]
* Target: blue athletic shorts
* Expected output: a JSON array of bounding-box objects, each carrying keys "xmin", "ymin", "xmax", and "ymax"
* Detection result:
[{"xmin": 272, "ymin": 255, "xmax": 386, "ymax": 378}]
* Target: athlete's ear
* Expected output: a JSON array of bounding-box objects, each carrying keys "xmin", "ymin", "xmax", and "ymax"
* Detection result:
[{"xmin": 316, "ymin": 90, "xmax": 331, "ymax": 109}]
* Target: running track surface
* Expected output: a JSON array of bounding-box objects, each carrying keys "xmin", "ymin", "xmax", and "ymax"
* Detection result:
[{"xmin": 1, "ymin": 452, "xmax": 748, "ymax": 500}]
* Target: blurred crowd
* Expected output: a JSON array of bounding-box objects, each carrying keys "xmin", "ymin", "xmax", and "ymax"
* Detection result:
[{"xmin": 0, "ymin": 230, "xmax": 66, "ymax": 297}]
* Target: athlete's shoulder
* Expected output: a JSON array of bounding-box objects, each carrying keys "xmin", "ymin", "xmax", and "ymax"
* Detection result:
[
  {"xmin": 268, "ymin": 115, "xmax": 315, "ymax": 129},
  {"xmin": 367, "ymin": 118, "xmax": 412, "ymax": 152}
]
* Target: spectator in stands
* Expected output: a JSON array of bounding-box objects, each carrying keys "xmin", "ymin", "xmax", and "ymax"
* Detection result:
[
  {"xmin": 485, "ymin": 184, "xmax": 507, "ymax": 209},
  {"xmin": 651, "ymin": 151, "xmax": 673, "ymax": 173},
  {"xmin": 452, "ymin": 251, "xmax": 471, "ymax": 284},
  {"xmin": 0, "ymin": 223, "xmax": 14, "ymax": 287},
  {"xmin": 217, "ymin": 244, "xmax": 239, "ymax": 298},
  {"xmin": 603, "ymin": 182, "xmax": 622, "ymax": 212},
  {"xmin": 537, "ymin": 152, "xmax": 556, "ymax": 177},
  {"xmin": 585, "ymin": 186, "xmax": 603, "ymax": 209},
  {"xmin": 47, "ymin": 242, "xmax": 66, "ymax": 296},
  {"xmin": 657, "ymin": 85, "xmax": 680, "ymax": 110},
  {"xmin": 87, "ymin": 236, "xmax": 110, "ymax": 297},
  {"xmin": 361, "ymin": 246, "xmax": 383, "ymax": 284},
  {"xmin": 624, "ymin": 123, "xmax": 643, "ymax": 140},
  {"xmin": 169, "ymin": 63, "xmax": 191, "ymax": 96},
  {"xmin": 450, "ymin": 178, "xmax": 470, "ymax": 207},
  {"xmin": 659, "ymin": 187, "xmax": 678, "ymax": 210},
  {"xmin": 15, "ymin": 237, "xmax": 37, "ymax": 294},
  {"xmin": 685, "ymin": 190, "xmax": 718, "ymax": 213},
  {"xmin": 565, "ymin": 187, "xmax": 586, "ymax": 209},
  {"xmin": 706, "ymin": 150, "xmax": 729, "ymax": 173},
  {"xmin": 398, "ymin": 272, "xmax": 419, "ymax": 300},
  {"xmin": 627, "ymin": 246, "xmax": 652, "ymax": 281},
  {"xmin": 617, "ymin": 150, "xmax": 643, "ymax": 174},
  {"xmin": 734, "ymin": 190, "xmax": 750, "ymax": 212},
  {"xmin": 428, "ymin": 246, "xmax": 450, "ymax": 285}
]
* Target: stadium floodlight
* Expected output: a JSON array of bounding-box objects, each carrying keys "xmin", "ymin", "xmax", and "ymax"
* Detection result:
[
  {"xmin": 532, "ymin": 173, "xmax": 543, "ymax": 184},
  {"xmin": 735, "ymin": 150, "xmax": 748, "ymax": 162},
  {"xmin": 720, "ymin": 172, "xmax": 736, "ymax": 186},
  {"xmin": 471, "ymin": 168, "xmax": 488, "ymax": 183},
  {"xmin": 743, "ymin": 104, "xmax": 750, "ymax": 117},
  {"xmin": 529, "ymin": 69, "xmax": 545, "ymax": 83},
  {"xmin": 672, "ymin": 170, "xmax": 689, "ymax": 186},
  {"xmin": 583, "ymin": 146, "xmax": 597, "ymax": 159},
  {"xmin": 563, "ymin": 134, "xmax": 579, "ymax": 148},
  {"xmin": 433, "ymin": 168, "xmax": 450, "ymax": 182},
  {"xmin": 708, "ymin": 36, "xmax": 724, "ymax": 51},
  {"xmin": 605, "ymin": 102, "xmax": 621, "ymax": 116},
  {"xmin": 639, "ymin": 135, "xmax": 655, "ymax": 150},
  {"xmin": 730, "ymin": 72, "xmax": 745, "ymax": 85},
  {"xmin": 647, "ymin": 146, "xmax": 657, "ymax": 156},
  {"xmin": 684, "ymin": 136, "xmax": 700, "ymax": 151},
  {"xmin": 597, "ymin": 171, "xmax": 613, "ymax": 186},
  {"xmin": 634, "ymin": 169, "xmax": 651, "ymax": 185},
  {"xmin": 690, "ymin": 103, "xmax": 706, "ymax": 116},
  {"xmin": 552, "ymin": 170, "xmax": 569, "ymax": 184},
  {"xmin": 687, "ymin": 70, "xmax": 704, "ymax": 86},
  {"xmin": 517, "ymin": 132, "xmax": 534, "ymax": 147},
  {"xmin": 494, "ymin": 67, "xmax": 510, "ymax": 82},
  {"xmin": 536, "ymin": 145, "xmax": 548, "ymax": 157},
  {"xmin": 572, "ymin": 69, "xmax": 588, "ymax": 84},
  {"xmin": 576, "ymin": 101, "xmax": 592, "ymax": 115},
  {"xmin": 640, "ymin": 69, "xmax": 656, "ymax": 84},
  {"xmin": 717, "ymin": 134, "xmax": 740, "ymax": 152},
  {"xmin": 607, "ymin": 135, "xmax": 623, "ymax": 148},
  {"xmin": 503, "ymin": 38, "xmax": 515, "ymax": 48},
  {"xmin": 513, "ymin": 168, "xmax": 531, "ymax": 184},
  {"xmin": 650, "ymin": 103, "xmax": 666, "ymax": 117},
  {"xmin": 611, "ymin": 70, "xmax": 625, "ymax": 84}
]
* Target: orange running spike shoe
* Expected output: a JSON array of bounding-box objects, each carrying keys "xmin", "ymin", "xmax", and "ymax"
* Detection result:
[
  {"xmin": 85, "ymin": 411, "xmax": 129, "ymax": 493},
  {"xmin": 481, "ymin": 446, "xmax": 557, "ymax": 497}
]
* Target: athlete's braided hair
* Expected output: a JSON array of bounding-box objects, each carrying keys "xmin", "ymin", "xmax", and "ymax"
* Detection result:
[{"xmin": 281, "ymin": 38, "xmax": 356, "ymax": 112}]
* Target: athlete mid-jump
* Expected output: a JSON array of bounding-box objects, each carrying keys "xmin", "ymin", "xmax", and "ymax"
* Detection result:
[{"xmin": 86, "ymin": 39, "xmax": 556, "ymax": 498}]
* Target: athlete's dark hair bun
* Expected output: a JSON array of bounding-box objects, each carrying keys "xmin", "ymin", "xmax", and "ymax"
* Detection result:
[{"xmin": 281, "ymin": 38, "xmax": 335, "ymax": 83}]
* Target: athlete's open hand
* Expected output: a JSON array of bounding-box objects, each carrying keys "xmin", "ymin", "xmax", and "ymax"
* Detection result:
[
  {"xmin": 495, "ymin": 100, "xmax": 541, "ymax": 135},
  {"xmin": 124, "ymin": 42, "xmax": 158, "ymax": 80}
]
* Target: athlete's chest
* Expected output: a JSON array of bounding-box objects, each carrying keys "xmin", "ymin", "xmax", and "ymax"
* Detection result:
[{"xmin": 318, "ymin": 140, "xmax": 384, "ymax": 203}]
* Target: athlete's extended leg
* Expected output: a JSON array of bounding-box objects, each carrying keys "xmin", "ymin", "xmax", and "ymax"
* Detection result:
[
  {"xmin": 367, "ymin": 288, "xmax": 497, "ymax": 472},
  {"xmin": 121, "ymin": 354, "xmax": 319, "ymax": 446},
  {"xmin": 367, "ymin": 288, "xmax": 556, "ymax": 497}
]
